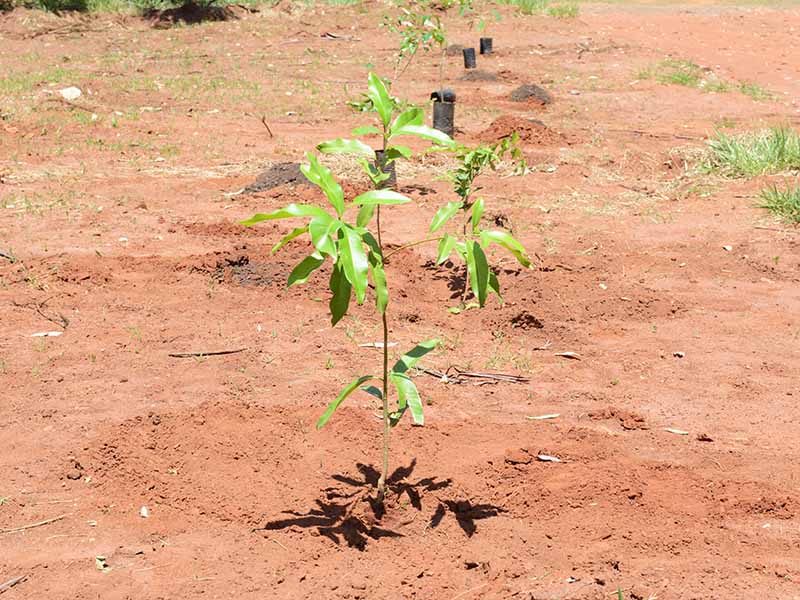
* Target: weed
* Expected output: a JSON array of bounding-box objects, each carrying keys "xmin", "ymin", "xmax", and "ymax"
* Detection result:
[
  {"xmin": 703, "ymin": 127, "xmax": 800, "ymax": 177},
  {"xmin": 738, "ymin": 81, "xmax": 771, "ymax": 101},
  {"xmin": 546, "ymin": 2, "xmax": 578, "ymax": 18},
  {"xmin": 497, "ymin": 0, "xmax": 548, "ymax": 15},
  {"xmin": 758, "ymin": 184, "xmax": 800, "ymax": 223}
]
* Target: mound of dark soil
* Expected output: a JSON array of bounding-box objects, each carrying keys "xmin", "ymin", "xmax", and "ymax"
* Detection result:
[
  {"xmin": 244, "ymin": 162, "xmax": 307, "ymax": 194},
  {"xmin": 510, "ymin": 83, "xmax": 553, "ymax": 105}
]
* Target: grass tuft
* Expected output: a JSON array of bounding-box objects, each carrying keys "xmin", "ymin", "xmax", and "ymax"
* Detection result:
[
  {"xmin": 703, "ymin": 127, "xmax": 800, "ymax": 177},
  {"xmin": 546, "ymin": 3, "xmax": 578, "ymax": 18},
  {"xmin": 759, "ymin": 184, "xmax": 800, "ymax": 223},
  {"xmin": 738, "ymin": 81, "xmax": 772, "ymax": 101}
]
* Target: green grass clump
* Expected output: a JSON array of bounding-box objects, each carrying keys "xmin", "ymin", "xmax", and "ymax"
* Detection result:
[
  {"xmin": 546, "ymin": 2, "xmax": 578, "ymax": 17},
  {"xmin": 703, "ymin": 127, "xmax": 800, "ymax": 177},
  {"xmin": 496, "ymin": 0, "xmax": 548, "ymax": 16},
  {"xmin": 759, "ymin": 184, "xmax": 800, "ymax": 223},
  {"xmin": 738, "ymin": 81, "xmax": 772, "ymax": 101}
]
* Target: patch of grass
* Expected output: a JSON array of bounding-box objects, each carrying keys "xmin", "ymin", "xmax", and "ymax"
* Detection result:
[
  {"xmin": 546, "ymin": 2, "xmax": 578, "ymax": 17},
  {"xmin": 703, "ymin": 127, "xmax": 800, "ymax": 177},
  {"xmin": 738, "ymin": 80, "xmax": 772, "ymax": 101},
  {"xmin": 497, "ymin": 0, "xmax": 548, "ymax": 15},
  {"xmin": 0, "ymin": 66, "xmax": 77, "ymax": 96},
  {"xmin": 638, "ymin": 58, "xmax": 730, "ymax": 92},
  {"xmin": 759, "ymin": 184, "xmax": 800, "ymax": 223}
]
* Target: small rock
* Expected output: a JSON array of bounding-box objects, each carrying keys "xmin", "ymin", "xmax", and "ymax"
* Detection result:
[
  {"xmin": 66, "ymin": 469, "xmax": 82, "ymax": 480},
  {"xmin": 673, "ymin": 351, "xmax": 685, "ymax": 358},
  {"xmin": 140, "ymin": 505, "xmax": 150, "ymax": 518},
  {"xmin": 722, "ymin": 245, "xmax": 733, "ymax": 252},
  {"xmin": 59, "ymin": 87, "xmax": 82, "ymax": 101},
  {"xmin": 504, "ymin": 448, "xmax": 531, "ymax": 465},
  {"xmin": 696, "ymin": 432, "xmax": 714, "ymax": 442}
]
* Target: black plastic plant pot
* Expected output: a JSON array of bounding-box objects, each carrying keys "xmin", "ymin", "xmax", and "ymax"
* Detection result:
[
  {"xmin": 432, "ymin": 101, "xmax": 455, "ymax": 139},
  {"xmin": 462, "ymin": 47, "xmax": 477, "ymax": 69},
  {"xmin": 374, "ymin": 149, "xmax": 397, "ymax": 190},
  {"xmin": 479, "ymin": 37, "xmax": 493, "ymax": 55}
]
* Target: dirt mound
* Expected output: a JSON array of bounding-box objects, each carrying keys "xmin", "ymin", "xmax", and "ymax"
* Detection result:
[
  {"xmin": 589, "ymin": 406, "xmax": 649, "ymax": 430},
  {"xmin": 479, "ymin": 115, "xmax": 565, "ymax": 146},
  {"xmin": 459, "ymin": 69, "xmax": 498, "ymax": 82},
  {"xmin": 244, "ymin": 162, "xmax": 307, "ymax": 194},
  {"xmin": 510, "ymin": 83, "xmax": 553, "ymax": 105},
  {"xmin": 183, "ymin": 221, "xmax": 263, "ymax": 238}
]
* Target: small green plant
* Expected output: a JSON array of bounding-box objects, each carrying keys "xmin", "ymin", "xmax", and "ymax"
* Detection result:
[
  {"xmin": 437, "ymin": 136, "xmax": 529, "ymax": 307},
  {"xmin": 243, "ymin": 74, "xmax": 530, "ymax": 500},
  {"xmin": 759, "ymin": 184, "xmax": 800, "ymax": 223},
  {"xmin": 497, "ymin": 0, "xmax": 547, "ymax": 16},
  {"xmin": 546, "ymin": 3, "xmax": 577, "ymax": 18},
  {"xmin": 703, "ymin": 127, "xmax": 800, "ymax": 177},
  {"xmin": 738, "ymin": 81, "xmax": 771, "ymax": 101},
  {"xmin": 638, "ymin": 58, "xmax": 727, "ymax": 92}
]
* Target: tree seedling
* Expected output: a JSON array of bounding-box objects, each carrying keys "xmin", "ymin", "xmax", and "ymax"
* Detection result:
[
  {"xmin": 243, "ymin": 74, "xmax": 531, "ymax": 501},
  {"xmin": 436, "ymin": 135, "xmax": 530, "ymax": 309}
]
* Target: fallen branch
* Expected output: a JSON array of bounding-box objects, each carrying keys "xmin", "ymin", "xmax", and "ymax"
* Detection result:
[
  {"xmin": 0, "ymin": 575, "xmax": 27, "ymax": 595},
  {"xmin": 11, "ymin": 296, "xmax": 69, "ymax": 329},
  {"xmin": 420, "ymin": 367, "xmax": 529, "ymax": 384},
  {"xmin": 168, "ymin": 348, "xmax": 247, "ymax": 358},
  {"xmin": 754, "ymin": 225, "xmax": 797, "ymax": 234},
  {"xmin": 1, "ymin": 513, "xmax": 69, "ymax": 535}
]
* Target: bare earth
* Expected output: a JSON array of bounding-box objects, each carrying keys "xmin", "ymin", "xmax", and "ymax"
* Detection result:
[{"xmin": 1, "ymin": 2, "xmax": 799, "ymax": 599}]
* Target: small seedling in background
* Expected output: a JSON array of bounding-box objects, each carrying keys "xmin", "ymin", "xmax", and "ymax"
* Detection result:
[
  {"xmin": 243, "ymin": 73, "xmax": 531, "ymax": 501},
  {"xmin": 434, "ymin": 135, "xmax": 531, "ymax": 309}
]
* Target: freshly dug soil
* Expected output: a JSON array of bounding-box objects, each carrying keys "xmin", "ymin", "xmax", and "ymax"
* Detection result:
[
  {"xmin": 459, "ymin": 69, "xmax": 499, "ymax": 82},
  {"xmin": 510, "ymin": 83, "xmax": 553, "ymax": 105},
  {"xmin": 479, "ymin": 114, "xmax": 565, "ymax": 146},
  {"xmin": 244, "ymin": 162, "xmax": 307, "ymax": 193}
]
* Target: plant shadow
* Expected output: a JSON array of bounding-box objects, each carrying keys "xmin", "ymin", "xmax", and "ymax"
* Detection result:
[
  {"xmin": 146, "ymin": 1, "xmax": 237, "ymax": 28},
  {"xmin": 424, "ymin": 260, "xmax": 467, "ymax": 300},
  {"xmin": 256, "ymin": 459, "xmax": 505, "ymax": 549}
]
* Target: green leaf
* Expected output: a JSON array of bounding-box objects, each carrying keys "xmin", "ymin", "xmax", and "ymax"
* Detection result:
[
  {"xmin": 479, "ymin": 229, "xmax": 532, "ymax": 268},
  {"xmin": 430, "ymin": 200, "xmax": 463, "ymax": 232},
  {"xmin": 317, "ymin": 375, "xmax": 374, "ymax": 429},
  {"xmin": 339, "ymin": 226, "xmax": 369, "ymax": 304},
  {"xmin": 241, "ymin": 203, "xmax": 327, "ymax": 226},
  {"xmin": 300, "ymin": 154, "xmax": 345, "ymax": 217},
  {"xmin": 392, "ymin": 338, "xmax": 440, "ymax": 375},
  {"xmin": 329, "ymin": 263, "xmax": 352, "ymax": 326},
  {"xmin": 390, "ymin": 372, "xmax": 424, "ymax": 425},
  {"xmin": 367, "ymin": 72, "xmax": 393, "ymax": 128},
  {"xmin": 361, "ymin": 231, "xmax": 387, "ymax": 313},
  {"xmin": 317, "ymin": 138, "xmax": 376, "ymax": 158},
  {"xmin": 436, "ymin": 233, "xmax": 457, "ymax": 264},
  {"xmin": 466, "ymin": 241, "xmax": 490, "ymax": 307},
  {"xmin": 309, "ymin": 215, "xmax": 341, "ymax": 260},
  {"xmin": 287, "ymin": 253, "xmax": 324, "ymax": 288},
  {"xmin": 471, "ymin": 198, "xmax": 484, "ymax": 233},
  {"xmin": 356, "ymin": 203, "xmax": 376, "ymax": 228},
  {"xmin": 362, "ymin": 385, "xmax": 383, "ymax": 400},
  {"xmin": 389, "ymin": 107, "xmax": 423, "ymax": 137},
  {"xmin": 488, "ymin": 270, "xmax": 503, "ymax": 302},
  {"xmin": 370, "ymin": 253, "xmax": 388, "ymax": 314},
  {"xmin": 391, "ymin": 124, "xmax": 455, "ymax": 147},
  {"xmin": 384, "ymin": 145, "xmax": 412, "ymax": 161},
  {"xmin": 454, "ymin": 241, "xmax": 467, "ymax": 259},
  {"xmin": 352, "ymin": 189, "xmax": 411, "ymax": 206},
  {"xmin": 352, "ymin": 125, "xmax": 381, "ymax": 136},
  {"xmin": 271, "ymin": 226, "xmax": 308, "ymax": 254}
]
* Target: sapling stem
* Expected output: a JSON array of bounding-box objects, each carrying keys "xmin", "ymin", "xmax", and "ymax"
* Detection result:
[{"xmin": 378, "ymin": 310, "xmax": 390, "ymax": 501}]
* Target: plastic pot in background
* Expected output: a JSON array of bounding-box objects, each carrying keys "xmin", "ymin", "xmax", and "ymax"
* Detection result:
[
  {"xmin": 430, "ymin": 89, "xmax": 456, "ymax": 139},
  {"xmin": 374, "ymin": 149, "xmax": 397, "ymax": 190},
  {"xmin": 480, "ymin": 37, "xmax": 493, "ymax": 55},
  {"xmin": 462, "ymin": 47, "xmax": 477, "ymax": 69}
]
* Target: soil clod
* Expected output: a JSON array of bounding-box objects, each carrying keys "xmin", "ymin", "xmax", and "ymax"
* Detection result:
[{"xmin": 510, "ymin": 83, "xmax": 553, "ymax": 105}]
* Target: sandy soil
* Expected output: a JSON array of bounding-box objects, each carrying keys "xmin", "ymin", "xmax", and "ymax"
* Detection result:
[{"xmin": 1, "ymin": 2, "xmax": 799, "ymax": 598}]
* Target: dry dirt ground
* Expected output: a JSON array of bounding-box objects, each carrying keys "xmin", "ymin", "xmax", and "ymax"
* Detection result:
[{"xmin": 2, "ymin": 2, "xmax": 800, "ymax": 599}]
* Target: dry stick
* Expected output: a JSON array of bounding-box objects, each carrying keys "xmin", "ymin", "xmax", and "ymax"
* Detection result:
[
  {"xmin": 1, "ymin": 514, "xmax": 69, "ymax": 535},
  {"xmin": 754, "ymin": 225, "xmax": 798, "ymax": 234},
  {"xmin": 168, "ymin": 348, "xmax": 247, "ymax": 358},
  {"xmin": 0, "ymin": 576, "xmax": 27, "ymax": 595},
  {"xmin": 259, "ymin": 116, "xmax": 274, "ymax": 138}
]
